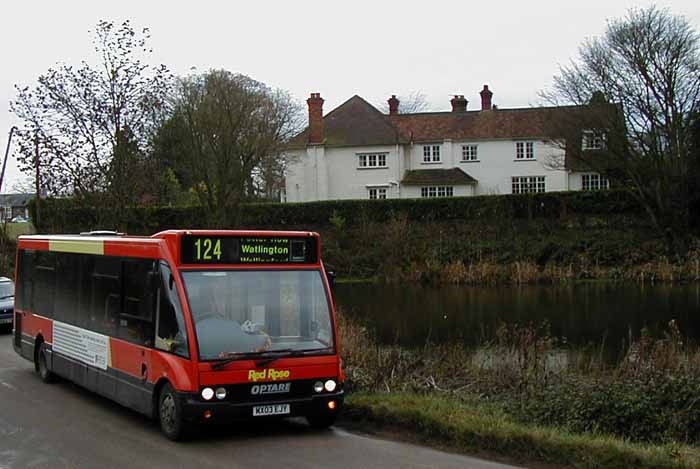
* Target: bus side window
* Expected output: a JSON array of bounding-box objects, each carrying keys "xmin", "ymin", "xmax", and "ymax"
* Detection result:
[
  {"xmin": 121, "ymin": 260, "xmax": 156, "ymax": 347},
  {"xmin": 34, "ymin": 252, "xmax": 56, "ymax": 318},
  {"xmin": 155, "ymin": 263, "xmax": 189, "ymax": 358},
  {"xmin": 54, "ymin": 253, "xmax": 80, "ymax": 325},
  {"xmin": 16, "ymin": 250, "xmax": 34, "ymax": 311}
]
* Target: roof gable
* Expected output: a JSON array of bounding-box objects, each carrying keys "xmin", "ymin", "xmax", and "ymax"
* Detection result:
[{"xmin": 288, "ymin": 96, "xmax": 401, "ymax": 148}]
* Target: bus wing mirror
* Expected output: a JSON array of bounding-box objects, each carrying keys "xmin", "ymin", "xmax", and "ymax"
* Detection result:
[
  {"xmin": 147, "ymin": 271, "xmax": 159, "ymax": 290},
  {"xmin": 169, "ymin": 335, "xmax": 186, "ymax": 353},
  {"xmin": 326, "ymin": 270, "xmax": 336, "ymax": 288}
]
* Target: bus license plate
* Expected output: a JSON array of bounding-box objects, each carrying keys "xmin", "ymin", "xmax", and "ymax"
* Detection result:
[
  {"xmin": 0, "ymin": 318, "xmax": 12, "ymax": 324},
  {"xmin": 253, "ymin": 404, "xmax": 290, "ymax": 417}
]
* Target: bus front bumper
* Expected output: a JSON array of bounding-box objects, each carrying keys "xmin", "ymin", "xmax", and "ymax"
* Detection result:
[{"xmin": 178, "ymin": 390, "xmax": 345, "ymax": 423}]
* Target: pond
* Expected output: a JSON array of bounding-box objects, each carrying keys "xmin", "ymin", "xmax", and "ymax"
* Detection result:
[{"xmin": 333, "ymin": 282, "xmax": 700, "ymax": 359}]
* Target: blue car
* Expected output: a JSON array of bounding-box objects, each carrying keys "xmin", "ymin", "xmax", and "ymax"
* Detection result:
[{"xmin": 0, "ymin": 277, "xmax": 14, "ymax": 328}]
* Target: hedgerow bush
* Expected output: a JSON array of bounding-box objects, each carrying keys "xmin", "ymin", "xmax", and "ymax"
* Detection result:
[
  {"xmin": 31, "ymin": 190, "xmax": 640, "ymax": 234},
  {"xmin": 510, "ymin": 374, "xmax": 700, "ymax": 444}
]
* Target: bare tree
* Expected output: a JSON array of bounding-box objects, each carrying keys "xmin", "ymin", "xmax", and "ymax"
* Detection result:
[
  {"xmin": 379, "ymin": 91, "xmax": 430, "ymax": 114},
  {"xmin": 541, "ymin": 6, "xmax": 700, "ymax": 254},
  {"xmin": 160, "ymin": 70, "xmax": 302, "ymax": 223},
  {"xmin": 10, "ymin": 20, "xmax": 171, "ymax": 211}
]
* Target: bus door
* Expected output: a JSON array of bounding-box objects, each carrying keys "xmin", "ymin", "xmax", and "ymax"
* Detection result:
[
  {"xmin": 114, "ymin": 259, "xmax": 159, "ymax": 411},
  {"xmin": 152, "ymin": 261, "xmax": 190, "ymax": 379}
]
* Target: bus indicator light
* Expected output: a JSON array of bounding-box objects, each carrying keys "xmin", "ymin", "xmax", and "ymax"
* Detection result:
[{"xmin": 328, "ymin": 401, "xmax": 336, "ymax": 410}]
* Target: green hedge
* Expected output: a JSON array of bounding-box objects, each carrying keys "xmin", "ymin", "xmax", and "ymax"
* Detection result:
[{"xmin": 30, "ymin": 190, "xmax": 641, "ymax": 235}]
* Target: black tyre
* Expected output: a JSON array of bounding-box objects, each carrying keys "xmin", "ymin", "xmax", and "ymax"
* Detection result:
[
  {"xmin": 158, "ymin": 383, "xmax": 188, "ymax": 441},
  {"xmin": 306, "ymin": 412, "xmax": 337, "ymax": 429},
  {"xmin": 36, "ymin": 342, "xmax": 55, "ymax": 383}
]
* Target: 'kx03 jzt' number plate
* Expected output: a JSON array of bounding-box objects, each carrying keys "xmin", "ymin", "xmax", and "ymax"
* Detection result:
[{"xmin": 252, "ymin": 404, "xmax": 290, "ymax": 417}]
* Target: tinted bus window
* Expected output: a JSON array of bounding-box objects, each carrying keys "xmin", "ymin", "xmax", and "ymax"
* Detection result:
[
  {"xmin": 16, "ymin": 250, "xmax": 33, "ymax": 311},
  {"xmin": 34, "ymin": 252, "xmax": 56, "ymax": 318},
  {"xmin": 54, "ymin": 253, "xmax": 80, "ymax": 325}
]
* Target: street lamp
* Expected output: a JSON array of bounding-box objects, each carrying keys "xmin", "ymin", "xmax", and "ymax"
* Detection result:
[{"xmin": 0, "ymin": 126, "xmax": 18, "ymax": 195}]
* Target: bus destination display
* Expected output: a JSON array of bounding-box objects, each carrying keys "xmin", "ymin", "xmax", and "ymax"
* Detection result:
[{"xmin": 180, "ymin": 236, "xmax": 315, "ymax": 264}]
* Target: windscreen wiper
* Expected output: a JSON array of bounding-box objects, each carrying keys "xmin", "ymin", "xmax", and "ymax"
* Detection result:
[{"xmin": 211, "ymin": 349, "xmax": 295, "ymax": 370}]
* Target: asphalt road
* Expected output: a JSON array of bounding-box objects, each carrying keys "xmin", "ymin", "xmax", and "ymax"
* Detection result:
[{"xmin": 0, "ymin": 333, "xmax": 521, "ymax": 469}]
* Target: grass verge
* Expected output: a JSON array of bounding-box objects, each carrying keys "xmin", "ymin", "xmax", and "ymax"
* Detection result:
[{"xmin": 341, "ymin": 392, "xmax": 700, "ymax": 469}]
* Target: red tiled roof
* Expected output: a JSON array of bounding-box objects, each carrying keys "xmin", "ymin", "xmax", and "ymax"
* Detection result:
[
  {"xmin": 389, "ymin": 107, "xmax": 578, "ymax": 142},
  {"xmin": 288, "ymin": 96, "xmax": 588, "ymax": 149}
]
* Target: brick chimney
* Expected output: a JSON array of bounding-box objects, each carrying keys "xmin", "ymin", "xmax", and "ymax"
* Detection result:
[
  {"xmin": 450, "ymin": 95, "xmax": 468, "ymax": 113},
  {"xmin": 480, "ymin": 85, "xmax": 493, "ymax": 111},
  {"xmin": 388, "ymin": 95, "xmax": 400, "ymax": 115},
  {"xmin": 307, "ymin": 93, "xmax": 324, "ymax": 144}
]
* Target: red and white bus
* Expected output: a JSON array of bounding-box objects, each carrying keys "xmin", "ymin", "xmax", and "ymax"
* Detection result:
[{"xmin": 13, "ymin": 230, "xmax": 343, "ymax": 439}]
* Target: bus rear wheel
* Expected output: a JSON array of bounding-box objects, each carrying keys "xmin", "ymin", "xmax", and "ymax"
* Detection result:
[
  {"xmin": 158, "ymin": 383, "xmax": 188, "ymax": 440},
  {"xmin": 36, "ymin": 342, "xmax": 55, "ymax": 383}
]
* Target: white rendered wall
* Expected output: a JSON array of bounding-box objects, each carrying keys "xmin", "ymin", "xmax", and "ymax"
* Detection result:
[
  {"xmin": 285, "ymin": 139, "xmax": 572, "ymax": 202},
  {"xmin": 285, "ymin": 145, "xmax": 402, "ymax": 201},
  {"xmin": 406, "ymin": 139, "xmax": 568, "ymax": 195}
]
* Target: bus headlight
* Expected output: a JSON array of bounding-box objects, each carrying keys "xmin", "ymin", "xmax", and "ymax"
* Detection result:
[
  {"xmin": 324, "ymin": 380, "xmax": 336, "ymax": 392},
  {"xmin": 313, "ymin": 381, "xmax": 324, "ymax": 393},
  {"xmin": 201, "ymin": 387, "xmax": 214, "ymax": 400},
  {"xmin": 215, "ymin": 387, "xmax": 227, "ymax": 400}
]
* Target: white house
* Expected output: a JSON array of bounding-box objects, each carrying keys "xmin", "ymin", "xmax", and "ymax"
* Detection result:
[{"xmin": 284, "ymin": 87, "xmax": 609, "ymax": 202}]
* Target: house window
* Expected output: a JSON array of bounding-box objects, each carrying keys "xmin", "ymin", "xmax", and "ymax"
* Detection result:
[
  {"xmin": 461, "ymin": 145, "xmax": 478, "ymax": 161},
  {"xmin": 515, "ymin": 141, "xmax": 535, "ymax": 160},
  {"xmin": 368, "ymin": 188, "xmax": 387, "ymax": 200},
  {"xmin": 358, "ymin": 153, "xmax": 388, "ymax": 169},
  {"xmin": 581, "ymin": 173, "xmax": 609, "ymax": 191},
  {"xmin": 420, "ymin": 186, "xmax": 454, "ymax": 198},
  {"xmin": 512, "ymin": 176, "xmax": 546, "ymax": 194},
  {"xmin": 582, "ymin": 130, "xmax": 606, "ymax": 150},
  {"xmin": 422, "ymin": 145, "xmax": 441, "ymax": 163}
]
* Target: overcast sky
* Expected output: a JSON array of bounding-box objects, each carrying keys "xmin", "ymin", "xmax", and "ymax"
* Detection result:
[{"xmin": 1, "ymin": 0, "xmax": 699, "ymax": 193}]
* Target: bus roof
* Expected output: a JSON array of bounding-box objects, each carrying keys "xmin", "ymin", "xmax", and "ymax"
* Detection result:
[{"xmin": 18, "ymin": 230, "xmax": 322, "ymax": 266}]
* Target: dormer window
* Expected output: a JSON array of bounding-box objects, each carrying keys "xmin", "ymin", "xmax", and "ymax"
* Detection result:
[
  {"xmin": 582, "ymin": 130, "xmax": 606, "ymax": 150},
  {"xmin": 422, "ymin": 145, "xmax": 441, "ymax": 163}
]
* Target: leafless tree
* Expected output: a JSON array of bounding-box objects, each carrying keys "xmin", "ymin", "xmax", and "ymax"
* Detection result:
[
  {"xmin": 541, "ymin": 6, "xmax": 700, "ymax": 254},
  {"xmin": 10, "ymin": 20, "xmax": 172, "ymax": 211},
  {"xmin": 161, "ymin": 70, "xmax": 303, "ymax": 223}
]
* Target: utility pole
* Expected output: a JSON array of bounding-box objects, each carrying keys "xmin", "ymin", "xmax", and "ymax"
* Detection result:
[
  {"xmin": 0, "ymin": 126, "xmax": 17, "ymax": 195},
  {"xmin": 35, "ymin": 132, "xmax": 40, "ymax": 229}
]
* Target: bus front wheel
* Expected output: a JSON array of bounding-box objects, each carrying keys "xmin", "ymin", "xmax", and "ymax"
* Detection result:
[
  {"xmin": 158, "ymin": 383, "xmax": 188, "ymax": 440},
  {"xmin": 36, "ymin": 342, "xmax": 56, "ymax": 383}
]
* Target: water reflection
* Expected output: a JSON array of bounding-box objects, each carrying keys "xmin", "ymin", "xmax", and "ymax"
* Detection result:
[{"xmin": 333, "ymin": 283, "xmax": 700, "ymax": 357}]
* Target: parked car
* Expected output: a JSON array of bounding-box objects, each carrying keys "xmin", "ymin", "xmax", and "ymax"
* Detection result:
[
  {"xmin": 0, "ymin": 277, "xmax": 14, "ymax": 329},
  {"xmin": 11, "ymin": 215, "xmax": 29, "ymax": 223}
]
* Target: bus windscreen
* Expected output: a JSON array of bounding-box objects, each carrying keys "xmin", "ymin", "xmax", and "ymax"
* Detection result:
[{"xmin": 182, "ymin": 270, "xmax": 333, "ymax": 360}]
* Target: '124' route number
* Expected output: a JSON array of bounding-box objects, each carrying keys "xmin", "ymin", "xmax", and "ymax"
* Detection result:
[{"xmin": 194, "ymin": 238, "xmax": 222, "ymax": 261}]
